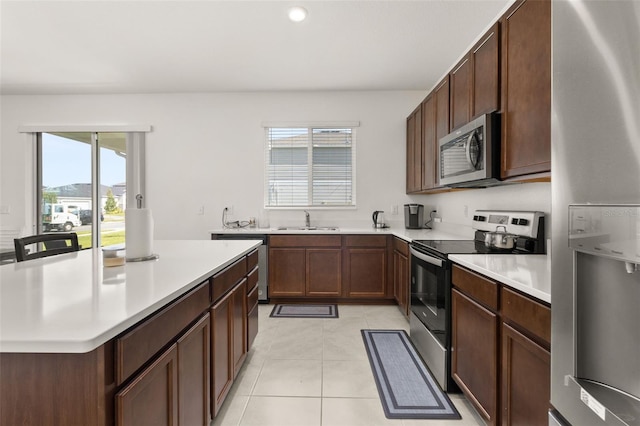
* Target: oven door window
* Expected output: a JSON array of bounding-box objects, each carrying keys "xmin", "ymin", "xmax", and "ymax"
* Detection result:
[{"xmin": 411, "ymin": 253, "xmax": 447, "ymax": 346}]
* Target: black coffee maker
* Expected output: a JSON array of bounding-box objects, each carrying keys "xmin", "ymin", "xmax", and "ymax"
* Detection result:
[{"xmin": 404, "ymin": 204, "xmax": 424, "ymax": 229}]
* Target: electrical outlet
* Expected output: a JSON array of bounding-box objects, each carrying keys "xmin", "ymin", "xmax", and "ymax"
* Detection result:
[
  {"xmin": 226, "ymin": 205, "xmax": 234, "ymax": 215},
  {"xmin": 391, "ymin": 205, "xmax": 399, "ymax": 215},
  {"xmin": 197, "ymin": 205, "xmax": 205, "ymax": 215},
  {"xmin": 464, "ymin": 205, "xmax": 469, "ymax": 218}
]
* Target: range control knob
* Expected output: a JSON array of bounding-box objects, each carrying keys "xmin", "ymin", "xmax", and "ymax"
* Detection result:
[{"xmin": 511, "ymin": 218, "xmax": 519, "ymax": 225}]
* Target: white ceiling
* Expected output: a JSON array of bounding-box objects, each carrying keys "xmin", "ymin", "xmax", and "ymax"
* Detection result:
[{"xmin": 0, "ymin": 0, "xmax": 512, "ymax": 95}]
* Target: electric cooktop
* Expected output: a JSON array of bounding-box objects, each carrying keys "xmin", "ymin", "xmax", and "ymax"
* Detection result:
[{"xmin": 411, "ymin": 210, "xmax": 546, "ymax": 256}]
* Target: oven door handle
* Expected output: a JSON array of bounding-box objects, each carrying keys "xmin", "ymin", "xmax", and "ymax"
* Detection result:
[{"xmin": 410, "ymin": 247, "xmax": 443, "ymax": 267}]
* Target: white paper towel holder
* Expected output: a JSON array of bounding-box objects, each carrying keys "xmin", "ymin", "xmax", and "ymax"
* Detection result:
[{"xmin": 126, "ymin": 194, "xmax": 159, "ymax": 262}]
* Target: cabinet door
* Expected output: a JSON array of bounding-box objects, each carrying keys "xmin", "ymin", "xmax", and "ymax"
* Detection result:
[
  {"xmin": 211, "ymin": 292, "xmax": 233, "ymax": 417},
  {"xmin": 501, "ymin": 323, "xmax": 550, "ymax": 426},
  {"xmin": 393, "ymin": 249, "xmax": 409, "ymax": 317},
  {"xmin": 268, "ymin": 248, "xmax": 306, "ymax": 297},
  {"xmin": 450, "ymin": 55, "xmax": 472, "ymax": 130},
  {"xmin": 421, "ymin": 94, "xmax": 437, "ymax": 190},
  {"xmin": 178, "ymin": 314, "xmax": 211, "ymax": 426},
  {"xmin": 435, "ymin": 76, "xmax": 451, "ymax": 149},
  {"xmin": 116, "ymin": 344, "xmax": 179, "ymax": 426},
  {"xmin": 452, "ymin": 289, "xmax": 498, "ymax": 425},
  {"xmin": 344, "ymin": 248, "xmax": 387, "ymax": 298},
  {"xmin": 434, "ymin": 76, "xmax": 450, "ymax": 186},
  {"xmin": 501, "ymin": 0, "xmax": 551, "ymax": 179},
  {"xmin": 232, "ymin": 279, "xmax": 247, "ymax": 378},
  {"xmin": 406, "ymin": 105, "xmax": 422, "ymax": 193},
  {"xmin": 306, "ymin": 248, "xmax": 342, "ymax": 297},
  {"xmin": 472, "ymin": 22, "xmax": 500, "ymax": 117}
]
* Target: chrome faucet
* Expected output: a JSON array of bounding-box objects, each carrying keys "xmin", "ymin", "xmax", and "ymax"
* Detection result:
[{"xmin": 304, "ymin": 210, "xmax": 310, "ymax": 227}]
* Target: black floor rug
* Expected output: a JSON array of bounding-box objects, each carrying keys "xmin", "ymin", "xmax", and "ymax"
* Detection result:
[
  {"xmin": 361, "ymin": 329, "xmax": 461, "ymax": 420},
  {"xmin": 269, "ymin": 304, "xmax": 338, "ymax": 318}
]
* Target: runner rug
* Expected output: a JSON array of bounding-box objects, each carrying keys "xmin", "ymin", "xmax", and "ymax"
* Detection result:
[
  {"xmin": 361, "ymin": 329, "xmax": 461, "ymax": 419},
  {"xmin": 269, "ymin": 304, "xmax": 338, "ymax": 318}
]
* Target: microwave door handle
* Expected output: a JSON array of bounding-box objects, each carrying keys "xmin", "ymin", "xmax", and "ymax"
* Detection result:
[
  {"xmin": 464, "ymin": 132, "xmax": 476, "ymax": 169},
  {"xmin": 410, "ymin": 247, "xmax": 443, "ymax": 267}
]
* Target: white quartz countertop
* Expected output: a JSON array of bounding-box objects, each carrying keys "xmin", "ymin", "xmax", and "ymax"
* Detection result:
[
  {"xmin": 449, "ymin": 254, "xmax": 551, "ymax": 304},
  {"xmin": 0, "ymin": 239, "xmax": 262, "ymax": 354},
  {"xmin": 209, "ymin": 227, "xmax": 469, "ymax": 242}
]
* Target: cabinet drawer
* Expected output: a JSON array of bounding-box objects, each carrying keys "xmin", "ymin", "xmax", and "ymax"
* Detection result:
[
  {"xmin": 247, "ymin": 283, "xmax": 259, "ymax": 312},
  {"xmin": 247, "ymin": 266, "xmax": 258, "ymax": 293},
  {"xmin": 452, "ymin": 265, "xmax": 498, "ymax": 311},
  {"xmin": 212, "ymin": 257, "xmax": 247, "ymax": 303},
  {"xmin": 269, "ymin": 235, "xmax": 341, "ymax": 247},
  {"xmin": 116, "ymin": 281, "xmax": 210, "ymax": 385},
  {"xmin": 343, "ymin": 235, "xmax": 388, "ymax": 247},
  {"xmin": 247, "ymin": 303, "xmax": 259, "ymax": 350},
  {"xmin": 393, "ymin": 237, "xmax": 409, "ymax": 256},
  {"xmin": 247, "ymin": 249, "xmax": 259, "ymax": 271},
  {"xmin": 501, "ymin": 287, "xmax": 551, "ymax": 345}
]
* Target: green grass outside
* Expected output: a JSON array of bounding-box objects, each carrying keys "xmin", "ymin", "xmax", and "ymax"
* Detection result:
[{"xmin": 77, "ymin": 231, "xmax": 126, "ymax": 249}]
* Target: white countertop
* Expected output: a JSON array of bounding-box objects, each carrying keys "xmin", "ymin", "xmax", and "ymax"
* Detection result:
[
  {"xmin": 0, "ymin": 239, "xmax": 261, "ymax": 354},
  {"xmin": 210, "ymin": 226, "xmax": 470, "ymax": 242},
  {"xmin": 449, "ymin": 254, "xmax": 551, "ymax": 304}
]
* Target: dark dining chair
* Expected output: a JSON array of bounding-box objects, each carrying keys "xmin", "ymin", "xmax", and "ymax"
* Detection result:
[{"xmin": 13, "ymin": 233, "xmax": 80, "ymax": 262}]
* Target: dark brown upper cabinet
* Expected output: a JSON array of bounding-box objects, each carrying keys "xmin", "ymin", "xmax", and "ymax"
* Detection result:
[
  {"xmin": 500, "ymin": 0, "xmax": 551, "ymax": 180},
  {"xmin": 406, "ymin": 104, "xmax": 422, "ymax": 193},
  {"xmin": 472, "ymin": 22, "xmax": 500, "ymax": 118},
  {"xmin": 450, "ymin": 23, "xmax": 500, "ymax": 132},
  {"xmin": 450, "ymin": 56, "xmax": 472, "ymax": 131}
]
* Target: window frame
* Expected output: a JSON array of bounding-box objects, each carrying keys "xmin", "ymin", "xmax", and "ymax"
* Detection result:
[
  {"xmin": 263, "ymin": 122, "xmax": 358, "ymax": 210},
  {"xmin": 19, "ymin": 124, "xmax": 149, "ymax": 247}
]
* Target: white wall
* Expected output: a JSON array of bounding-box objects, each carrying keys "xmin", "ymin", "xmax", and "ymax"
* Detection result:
[{"xmin": 0, "ymin": 91, "xmax": 550, "ymax": 240}]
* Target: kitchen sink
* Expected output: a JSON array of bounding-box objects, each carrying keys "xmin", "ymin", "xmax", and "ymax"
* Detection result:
[{"xmin": 276, "ymin": 226, "xmax": 340, "ymax": 231}]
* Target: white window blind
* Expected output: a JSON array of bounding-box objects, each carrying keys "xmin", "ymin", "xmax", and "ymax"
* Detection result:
[{"xmin": 265, "ymin": 126, "xmax": 356, "ymax": 208}]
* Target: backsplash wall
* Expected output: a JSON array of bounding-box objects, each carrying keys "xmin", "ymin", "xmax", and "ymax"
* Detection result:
[
  {"xmin": 407, "ymin": 182, "xmax": 551, "ymax": 239},
  {"xmin": 1, "ymin": 92, "xmax": 550, "ymax": 239}
]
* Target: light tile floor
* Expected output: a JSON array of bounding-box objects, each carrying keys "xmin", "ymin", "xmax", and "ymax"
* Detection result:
[{"xmin": 212, "ymin": 304, "xmax": 485, "ymax": 426}]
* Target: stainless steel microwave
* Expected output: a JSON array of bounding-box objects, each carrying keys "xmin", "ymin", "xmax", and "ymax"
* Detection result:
[{"xmin": 438, "ymin": 113, "xmax": 500, "ymax": 187}]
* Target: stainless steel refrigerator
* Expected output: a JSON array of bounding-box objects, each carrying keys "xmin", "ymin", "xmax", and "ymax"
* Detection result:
[{"xmin": 550, "ymin": 1, "xmax": 640, "ymax": 425}]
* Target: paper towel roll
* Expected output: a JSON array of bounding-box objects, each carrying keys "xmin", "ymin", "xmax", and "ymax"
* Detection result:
[{"xmin": 125, "ymin": 208, "xmax": 154, "ymax": 259}]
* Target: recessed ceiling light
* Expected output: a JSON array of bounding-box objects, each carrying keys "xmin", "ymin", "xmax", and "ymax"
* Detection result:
[{"xmin": 288, "ymin": 6, "xmax": 307, "ymax": 23}]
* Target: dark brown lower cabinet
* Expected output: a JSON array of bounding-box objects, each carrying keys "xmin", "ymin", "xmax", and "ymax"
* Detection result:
[
  {"xmin": 211, "ymin": 289, "xmax": 233, "ymax": 417},
  {"xmin": 452, "ymin": 264, "xmax": 551, "ymax": 426},
  {"xmin": 178, "ymin": 314, "xmax": 211, "ymax": 426},
  {"xmin": 116, "ymin": 312, "xmax": 212, "ymax": 426},
  {"xmin": 452, "ymin": 288, "xmax": 499, "ymax": 424},
  {"xmin": 392, "ymin": 237, "xmax": 409, "ymax": 317},
  {"xmin": 268, "ymin": 247, "xmax": 306, "ymax": 296},
  {"xmin": 232, "ymin": 279, "xmax": 248, "ymax": 378},
  {"xmin": 501, "ymin": 323, "xmax": 550, "ymax": 426},
  {"xmin": 0, "ymin": 252, "xmax": 259, "ymax": 426},
  {"xmin": 344, "ymin": 247, "xmax": 387, "ymax": 298},
  {"xmin": 116, "ymin": 344, "xmax": 179, "ymax": 426},
  {"xmin": 307, "ymin": 248, "xmax": 342, "ymax": 296},
  {"xmin": 247, "ymin": 267, "xmax": 259, "ymax": 350}
]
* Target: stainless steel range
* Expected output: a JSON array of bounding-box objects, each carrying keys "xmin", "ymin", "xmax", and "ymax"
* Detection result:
[{"xmin": 409, "ymin": 210, "xmax": 545, "ymax": 391}]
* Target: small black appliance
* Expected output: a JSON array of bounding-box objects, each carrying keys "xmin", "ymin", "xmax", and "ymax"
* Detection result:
[{"xmin": 404, "ymin": 204, "xmax": 424, "ymax": 229}]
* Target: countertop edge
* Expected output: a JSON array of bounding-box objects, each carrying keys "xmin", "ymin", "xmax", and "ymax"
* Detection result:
[{"xmin": 449, "ymin": 254, "xmax": 551, "ymax": 304}]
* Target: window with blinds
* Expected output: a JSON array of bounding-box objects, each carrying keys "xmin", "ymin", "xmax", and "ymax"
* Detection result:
[{"xmin": 265, "ymin": 126, "xmax": 356, "ymax": 208}]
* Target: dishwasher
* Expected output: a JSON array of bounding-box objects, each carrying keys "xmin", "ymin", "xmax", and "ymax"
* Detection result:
[{"xmin": 212, "ymin": 234, "xmax": 268, "ymax": 302}]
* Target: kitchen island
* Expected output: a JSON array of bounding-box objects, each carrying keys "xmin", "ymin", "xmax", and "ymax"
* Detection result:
[{"xmin": 0, "ymin": 239, "xmax": 261, "ymax": 426}]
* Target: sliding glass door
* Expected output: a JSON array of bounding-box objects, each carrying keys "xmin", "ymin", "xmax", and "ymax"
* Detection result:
[{"xmin": 38, "ymin": 132, "xmax": 127, "ymax": 249}]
